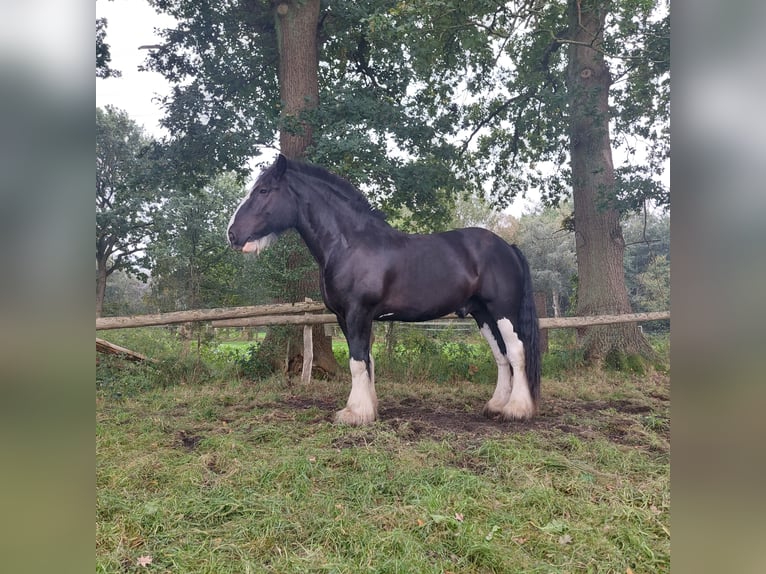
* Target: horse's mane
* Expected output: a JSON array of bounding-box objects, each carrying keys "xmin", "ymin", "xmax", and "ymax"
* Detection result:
[{"xmin": 287, "ymin": 159, "xmax": 387, "ymax": 221}]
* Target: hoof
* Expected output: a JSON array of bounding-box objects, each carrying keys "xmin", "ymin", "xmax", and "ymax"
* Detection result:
[
  {"xmin": 334, "ymin": 407, "xmax": 377, "ymax": 426},
  {"xmin": 500, "ymin": 399, "xmax": 536, "ymax": 421},
  {"xmin": 481, "ymin": 400, "xmax": 506, "ymax": 419}
]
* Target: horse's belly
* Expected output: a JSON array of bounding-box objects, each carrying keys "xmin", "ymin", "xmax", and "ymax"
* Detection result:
[{"xmin": 376, "ymin": 281, "xmax": 471, "ymax": 322}]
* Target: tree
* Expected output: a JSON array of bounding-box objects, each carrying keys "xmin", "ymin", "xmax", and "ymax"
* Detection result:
[
  {"xmin": 146, "ymin": 173, "xmax": 256, "ymax": 312},
  {"xmin": 96, "ymin": 106, "xmax": 154, "ymax": 316},
  {"xmin": 143, "ymin": 0, "xmax": 669, "ymax": 365},
  {"xmin": 143, "ymin": 0, "xmax": 470, "ymax": 377},
  {"xmin": 276, "ymin": 0, "xmax": 320, "ymax": 158},
  {"xmin": 564, "ymin": 0, "xmax": 657, "ymax": 359},
  {"xmin": 516, "ymin": 207, "xmax": 577, "ymax": 318},
  {"xmin": 144, "ymin": 0, "xmax": 464, "ymax": 223},
  {"xmin": 381, "ymin": 0, "xmax": 669, "ymax": 362},
  {"xmin": 96, "ymin": 10, "xmax": 120, "ymax": 79},
  {"xmin": 269, "ymin": 0, "xmax": 338, "ymax": 376},
  {"xmin": 103, "ymin": 270, "xmax": 151, "ymax": 316}
]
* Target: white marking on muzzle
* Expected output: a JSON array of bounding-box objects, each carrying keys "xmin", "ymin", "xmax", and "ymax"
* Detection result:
[
  {"xmin": 242, "ymin": 233, "xmax": 278, "ymax": 255},
  {"xmin": 226, "ymin": 188, "xmax": 254, "ymax": 245}
]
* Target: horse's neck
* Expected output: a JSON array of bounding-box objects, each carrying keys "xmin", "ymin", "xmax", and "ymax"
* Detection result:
[{"xmin": 292, "ymin": 187, "xmax": 388, "ymax": 267}]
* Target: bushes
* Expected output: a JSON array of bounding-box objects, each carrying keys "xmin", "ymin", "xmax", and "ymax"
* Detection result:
[
  {"xmin": 97, "ymin": 327, "xmax": 242, "ymax": 398},
  {"xmin": 541, "ymin": 329, "xmax": 670, "ymax": 377},
  {"xmin": 97, "ymin": 357, "xmax": 156, "ymax": 398},
  {"xmin": 374, "ymin": 329, "xmax": 495, "ymax": 385},
  {"xmin": 97, "ymin": 325, "xmax": 671, "ymax": 398},
  {"xmin": 542, "ymin": 330, "xmax": 586, "ymax": 379},
  {"xmin": 235, "ymin": 342, "xmax": 275, "ymax": 380},
  {"xmin": 603, "ymin": 348, "xmax": 647, "ymax": 375},
  {"xmin": 229, "ymin": 327, "xmax": 498, "ymax": 384}
]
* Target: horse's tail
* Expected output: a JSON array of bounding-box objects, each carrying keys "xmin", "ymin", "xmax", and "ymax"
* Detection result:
[{"xmin": 511, "ymin": 244, "xmax": 541, "ymax": 405}]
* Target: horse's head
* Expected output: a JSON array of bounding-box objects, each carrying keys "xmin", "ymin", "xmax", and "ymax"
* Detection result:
[{"xmin": 227, "ymin": 154, "xmax": 296, "ymax": 254}]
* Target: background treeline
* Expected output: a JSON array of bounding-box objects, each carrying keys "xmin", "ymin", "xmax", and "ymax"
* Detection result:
[{"xmin": 98, "ymin": 106, "xmax": 668, "ymax": 329}]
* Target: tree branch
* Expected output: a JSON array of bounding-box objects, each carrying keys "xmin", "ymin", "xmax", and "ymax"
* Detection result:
[{"xmin": 460, "ymin": 90, "xmax": 532, "ymax": 154}]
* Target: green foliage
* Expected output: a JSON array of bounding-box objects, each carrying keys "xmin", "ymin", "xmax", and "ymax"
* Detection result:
[
  {"xmin": 151, "ymin": 356, "xmax": 216, "ymax": 387},
  {"xmin": 623, "ymin": 210, "xmax": 670, "ymax": 331},
  {"xmin": 603, "ymin": 349, "xmax": 647, "ymax": 375},
  {"xmin": 473, "ymin": 1, "xmax": 667, "ymax": 213},
  {"xmin": 146, "ymin": 172, "xmax": 262, "ymax": 310},
  {"xmin": 96, "ymin": 106, "xmax": 155, "ymax": 282},
  {"xmin": 332, "ymin": 341, "xmax": 349, "ymax": 365},
  {"xmin": 247, "ymin": 231, "xmax": 322, "ymax": 303},
  {"xmin": 542, "ymin": 330, "xmax": 587, "ymax": 379},
  {"xmin": 448, "ymin": 191, "xmax": 503, "ymax": 231},
  {"xmin": 359, "ymin": 0, "xmax": 669, "ymax": 213},
  {"xmin": 124, "ymin": 0, "xmax": 670, "ymax": 367},
  {"xmin": 145, "ymin": 0, "xmax": 280, "ymax": 184},
  {"xmin": 376, "ymin": 329, "xmax": 494, "ymax": 385},
  {"xmin": 96, "ymin": 358, "xmax": 155, "ymax": 399},
  {"xmin": 145, "ymin": 0, "xmax": 472, "ymax": 231},
  {"xmin": 234, "ymin": 328, "xmax": 293, "ymax": 380},
  {"xmin": 102, "ymin": 270, "xmax": 151, "ymax": 316},
  {"xmin": 648, "ymin": 332, "xmax": 670, "ymax": 367},
  {"xmin": 635, "ymin": 254, "xmax": 670, "ymax": 312},
  {"xmin": 96, "ymin": 17, "xmax": 120, "ymax": 79},
  {"xmin": 102, "ymin": 327, "xmax": 181, "ymax": 358},
  {"xmin": 515, "ymin": 206, "xmax": 577, "ymax": 316},
  {"xmin": 97, "ymin": 353, "xmax": 218, "ymax": 398}
]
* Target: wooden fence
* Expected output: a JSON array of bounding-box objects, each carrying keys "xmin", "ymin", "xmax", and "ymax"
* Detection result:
[
  {"xmin": 96, "ymin": 301, "xmax": 670, "ymax": 332},
  {"xmin": 96, "ymin": 303, "xmax": 669, "ymax": 381}
]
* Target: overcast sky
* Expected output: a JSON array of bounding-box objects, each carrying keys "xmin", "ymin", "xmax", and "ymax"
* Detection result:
[{"xmin": 96, "ymin": 0, "xmax": 175, "ymax": 136}]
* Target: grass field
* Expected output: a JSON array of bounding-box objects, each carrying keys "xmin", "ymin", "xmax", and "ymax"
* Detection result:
[{"xmin": 96, "ymin": 331, "xmax": 669, "ymax": 573}]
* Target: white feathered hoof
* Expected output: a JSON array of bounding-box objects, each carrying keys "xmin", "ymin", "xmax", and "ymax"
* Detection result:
[
  {"xmin": 481, "ymin": 399, "xmax": 507, "ymax": 419},
  {"xmin": 500, "ymin": 398, "xmax": 536, "ymax": 421},
  {"xmin": 334, "ymin": 406, "xmax": 377, "ymax": 426}
]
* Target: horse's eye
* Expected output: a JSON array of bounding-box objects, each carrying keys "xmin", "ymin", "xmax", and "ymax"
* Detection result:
[{"xmin": 259, "ymin": 188, "xmax": 269, "ymax": 194}]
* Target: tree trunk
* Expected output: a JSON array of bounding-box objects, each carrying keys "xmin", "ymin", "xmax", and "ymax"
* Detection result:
[
  {"xmin": 265, "ymin": 0, "xmax": 338, "ymax": 378},
  {"xmin": 96, "ymin": 258, "xmax": 108, "ymax": 318},
  {"xmin": 566, "ymin": 0, "xmax": 655, "ymax": 362},
  {"xmin": 277, "ymin": 0, "xmax": 320, "ymax": 158}
]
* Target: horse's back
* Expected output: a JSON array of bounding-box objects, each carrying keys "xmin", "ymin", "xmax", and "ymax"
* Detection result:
[
  {"xmin": 440, "ymin": 227, "xmax": 527, "ymax": 314},
  {"xmin": 439, "ymin": 227, "xmax": 523, "ymax": 271}
]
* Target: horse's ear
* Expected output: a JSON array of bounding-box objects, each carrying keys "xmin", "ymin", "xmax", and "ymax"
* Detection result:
[{"xmin": 275, "ymin": 154, "xmax": 287, "ymax": 179}]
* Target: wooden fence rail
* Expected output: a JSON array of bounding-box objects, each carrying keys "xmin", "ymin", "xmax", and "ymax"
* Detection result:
[
  {"xmin": 96, "ymin": 305, "xmax": 669, "ymax": 376},
  {"xmin": 96, "ymin": 301, "xmax": 326, "ymax": 331},
  {"xmin": 97, "ymin": 304, "xmax": 669, "ymax": 331},
  {"xmin": 209, "ymin": 311, "xmax": 671, "ymax": 329}
]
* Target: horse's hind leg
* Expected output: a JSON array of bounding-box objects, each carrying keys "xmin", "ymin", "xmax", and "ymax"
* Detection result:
[
  {"xmin": 335, "ymin": 314, "xmax": 378, "ymax": 426},
  {"xmin": 473, "ymin": 312, "xmax": 512, "ymax": 417},
  {"xmin": 495, "ymin": 318, "xmax": 535, "ymax": 420},
  {"xmin": 475, "ymin": 308, "xmax": 536, "ymax": 421}
]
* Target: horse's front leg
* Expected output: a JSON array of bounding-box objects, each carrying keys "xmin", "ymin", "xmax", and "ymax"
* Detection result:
[{"xmin": 335, "ymin": 314, "xmax": 377, "ymax": 426}]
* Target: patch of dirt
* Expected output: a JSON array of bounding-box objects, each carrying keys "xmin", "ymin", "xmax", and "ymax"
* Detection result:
[
  {"xmin": 380, "ymin": 404, "xmax": 505, "ymax": 441},
  {"xmin": 330, "ymin": 394, "xmax": 669, "ymax": 453},
  {"xmin": 176, "ymin": 430, "xmax": 203, "ymax": 451},
  {"xmin": 166, "ymin": 382, "xmax": 668, "ymax": 456}
]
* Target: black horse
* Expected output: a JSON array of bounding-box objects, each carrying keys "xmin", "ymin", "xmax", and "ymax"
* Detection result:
[{"xmin": 227, "ymin": 154, "xmax": 540, "ymax": 426}]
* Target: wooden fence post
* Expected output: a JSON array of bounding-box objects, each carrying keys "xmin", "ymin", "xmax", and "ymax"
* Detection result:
[
  {"xmin": 534, "ymin": 292, "xmax": 549, "ymax": 354},
  {"xmin": 301, "ymin": 298, "xmax": 314, "ymax": 384}
]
